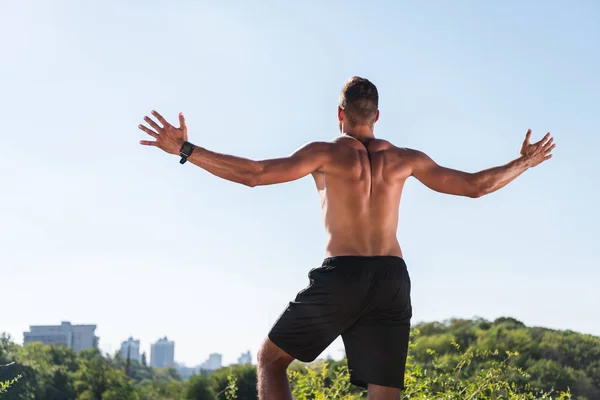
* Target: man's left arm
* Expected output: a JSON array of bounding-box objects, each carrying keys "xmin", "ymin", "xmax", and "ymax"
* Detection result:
[{"xmin": 408, "ymin": 130, "xmax": 556, "ymax": 198}]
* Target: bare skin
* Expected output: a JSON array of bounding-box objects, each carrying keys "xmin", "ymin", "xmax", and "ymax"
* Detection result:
[{"xmin": 139, "ymin": 109, "xmax": 555, "ymax": 400}]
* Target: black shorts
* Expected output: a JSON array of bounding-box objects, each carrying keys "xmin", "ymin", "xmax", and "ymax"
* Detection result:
[{"xmin": 268, "ymin": 256, "xmax": 412, "ymax": 390}]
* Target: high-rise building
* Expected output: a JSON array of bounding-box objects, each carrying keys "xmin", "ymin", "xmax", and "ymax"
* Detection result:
[
  {"xmin": 200, "ymin": 353, "xmax": 222, "ymax": 371},
  {"xmin": 175, "ymin": 363, "xmax": 199, "ymax": 379},
  {"xmin": 238, "ymin": 351, "xmax": 252, "ymax": 365},
  {"xmin": 150, "ymin": 337, "xmax": 175, "ymax": 368},
  {"xmin": 120, "ymin": 337, "xmax": 141, "ymax": 362},
  {"xmin": 23, "ymin": 321, "xmax": 99, "ymax": 353}
]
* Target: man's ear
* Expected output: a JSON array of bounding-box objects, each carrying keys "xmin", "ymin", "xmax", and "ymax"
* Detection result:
[
  {"xmin": 374, "ymin": 110, "xmax": 380, "ymax": 123},
  {"xmin": 338, "ymin": 107, "xmax": 344, "ymax": 121}
]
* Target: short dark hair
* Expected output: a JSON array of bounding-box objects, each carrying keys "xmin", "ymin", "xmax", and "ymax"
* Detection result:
[{"xmin": 338, "ymin": 76, "xmax": 379, "ymax": 126}]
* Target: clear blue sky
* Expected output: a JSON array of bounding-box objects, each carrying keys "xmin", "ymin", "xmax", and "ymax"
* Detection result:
[{"xmin": 1, "ymin": 0, "xmax": 598, "ymax": 367}]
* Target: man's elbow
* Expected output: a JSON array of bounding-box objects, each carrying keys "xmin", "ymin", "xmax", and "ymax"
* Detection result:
[
  {"xmin": 466, "ymin": 179, "xmax": 487, "ymax": 198},
  {"xmin": 468, "ymin": 183, "xmax": 493, "ymax": 198},
  {"xmin": 468, "ymin": 189, "xmax": 485, "ymax": 198},
  {"xmin": 243, "ymin": 164, "xmax": 264, "ymax": 187},
  {"xmin": 243, "ymin": 174, "xmax": 260, "ymax": 188}
]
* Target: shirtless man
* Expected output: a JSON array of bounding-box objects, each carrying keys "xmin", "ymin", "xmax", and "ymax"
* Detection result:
[{"xmin": 138, "ymin": 77, "xmax": 555, "ymax": 400}]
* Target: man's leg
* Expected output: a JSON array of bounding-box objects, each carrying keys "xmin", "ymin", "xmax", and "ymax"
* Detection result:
[
  {"xmin": 262, "ymin": 262, "xmax": 358, "ymax": 398},
  {"xmin": 340, "ymin": 258, "xmax": 412, "ymax": 397},
  {"xmin": 257, "ymin": 338, "xmax": 294, "ymax": 400},
  {"xmin": 368, "ymin": 384, "xmax": 402, "ymax": 400}
]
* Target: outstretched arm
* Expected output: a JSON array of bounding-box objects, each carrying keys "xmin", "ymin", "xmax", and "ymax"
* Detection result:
[
  {"xmin": 186, "ymin": 142, "xmax": 332, "ymax": 187},
  {"xmin": 409, "ymin": 130, "xmax": 556, "ymax": 198},
  {"xmin": 138, "ymin": 110, "xmax": 332, "ymax": 187}
]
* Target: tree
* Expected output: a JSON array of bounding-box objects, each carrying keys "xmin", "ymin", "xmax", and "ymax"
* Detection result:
[
  {"xmin": 154, "ymin": 367, "xmax": 182, "ymax": 382},
  {"xmin": 18, "ymin": 342, "xmax": 78, "ymax": 400},
  {"xmin": 0, "ymin": 335, "xmax": 36, "ymax": 400},
  {"xmin": 2, "ymin": 318, "xmax": 598, "ymax": 400},
  {"xmin": 73, "ymin": 349, "xmax": 137, "ymax": 400},
  {"xmin": 210, "ymin": 365, "xmax": 257, "ymax": 400},
  {"xmin": 137, "ymin": 378, "xmax": 184, "ymax": 400},
  {"xmin": 409, "ymin": 318, "xmax": 600, "ymax": 398},
  {"xmin": 183, "ymin": 375, "xmax": 215, "ymax": 400}
]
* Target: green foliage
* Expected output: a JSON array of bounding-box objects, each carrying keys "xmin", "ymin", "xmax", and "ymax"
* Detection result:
[
  {"xmin": 1, "ymin": 317, "xmax": 598, "ymax": 399},
  {"xmin": 211, "ymin": 365, "xmax": 256, "ymax": 400},
  {"xmin": 136, "ymin": 378, "xmax": 183, "ymax": 400},
  {"xmin": 224, "ymin": 373, "xmax": 238, "ymax": 400},
  {"xmin": 287, "ymin": 361, "xmax": 363, "ymax": 400},
  {"xmin": 403, "ymin": 333, "xmax": 571, "ymax": 399},
  {"xmin": 183, "ymin": 375, "xmax": 214, "ymax": 399},
  {"xmin": 0, "ymin": 374, "xmax": 22, "ymax": 397},
  {"xmin": 73, "ymin": 349, "xmax": 138, "ymax": 400},
  {"xmin": 17, "ymin": 342, "xmax": 78, "ymax": 399},
  {"xmin": 410, "ymin": 318, "xmax": 600, "ymax": 399},
  {"xmin": 219, "ymin": 344, "xmax": 571, "ymax": 400}
]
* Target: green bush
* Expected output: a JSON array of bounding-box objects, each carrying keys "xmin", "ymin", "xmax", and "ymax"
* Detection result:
[
  {"xmin": 221, "ymin": 330, "xmax": 572, "ymax": 399},
  {"xmin": 0, "ymin": 374, "xmax": 22, "ymax": 397},
  {"xmin": 3, "ymin": 317, "xmax": 598, "ymax": 399}
]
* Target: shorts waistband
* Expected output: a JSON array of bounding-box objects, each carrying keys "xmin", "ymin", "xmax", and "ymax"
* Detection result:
[{"xmin": 322, "ymin": 255, "xmax": 406, "ymax": 268}]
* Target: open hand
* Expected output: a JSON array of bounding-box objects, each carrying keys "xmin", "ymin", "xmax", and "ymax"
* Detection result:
[
  {"xmin": 520, "ymin": 129, "xmax": 556, "ymax": 168},
  {"xmin": 139, "ymin": 110, "xmax": 187, "ymax": 155}
]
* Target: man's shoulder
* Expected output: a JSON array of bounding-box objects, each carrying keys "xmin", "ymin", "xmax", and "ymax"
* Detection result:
[
  {"xmin": 380, "ymin": 145, "xmax": 425, "ymax": 158},
  {"xmin": 366, "ymin": 140, "xmax": 418, "ymax": 156},
  {"xmin": 304, "ymin": 138, "xmax": 358, "ymax": 153},
  {"xmin": 295, "ymin": 141, "xmax": 336, "ymax": 154}
]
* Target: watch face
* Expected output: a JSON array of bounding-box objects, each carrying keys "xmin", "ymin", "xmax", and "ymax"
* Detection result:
[{"xmin": 180, "ymin": 142, "xmax": 192, "ymax": 155}]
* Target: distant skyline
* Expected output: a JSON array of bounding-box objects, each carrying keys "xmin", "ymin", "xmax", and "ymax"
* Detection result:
[
  {"xmin": 19, "ymin": 320, "xmax": 253, "ymax": 368},
  {"xmin": 1, "ymin": 1, "xmax": 599, "ymax": 366}
]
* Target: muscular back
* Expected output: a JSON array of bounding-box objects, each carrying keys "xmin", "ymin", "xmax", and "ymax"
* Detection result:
[{"xmin": 313, "ymin": 137, "xmax": 411, "ymax": 257}]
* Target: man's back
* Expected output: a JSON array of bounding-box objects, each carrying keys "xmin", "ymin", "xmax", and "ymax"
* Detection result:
[{"xmin": 314, "ymin": 136, "xmax": 411, "ymax": 258}]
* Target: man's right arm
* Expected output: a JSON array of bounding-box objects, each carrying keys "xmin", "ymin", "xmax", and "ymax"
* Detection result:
[
  {"xmin": 138, "ymin": 110, "xmax": 334, "ymax": 187},
  {"xmin": 408, "ymin": 130, "xmax": 555, "ymax": 198},
  {"xmin": 187, "ymin": 142, "xmax": 333, "ymax": 187}
]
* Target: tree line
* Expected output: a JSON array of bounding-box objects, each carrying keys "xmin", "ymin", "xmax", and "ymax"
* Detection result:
[{"xmin": 1, "ymin": 317, "xmax": 598, "ymax": 399}]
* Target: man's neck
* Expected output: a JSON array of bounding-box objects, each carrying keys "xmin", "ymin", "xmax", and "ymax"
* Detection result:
[{"xmin": 341, "ymin": 125, "xmax": 375, "ymax": 143}]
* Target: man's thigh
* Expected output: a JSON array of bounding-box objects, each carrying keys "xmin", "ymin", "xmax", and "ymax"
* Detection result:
[
  {"xmin": 342, "ymin": 321, "xmax": 411, "ymax": 390},
  {"xmin": 267, "ymin": 267, "xmax": 358, "ymax": 362}
]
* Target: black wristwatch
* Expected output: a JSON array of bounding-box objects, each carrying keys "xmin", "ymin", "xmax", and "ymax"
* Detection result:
[{"xmin": 179, "ymin": 142, "xmax": 195, "ymax": 164}]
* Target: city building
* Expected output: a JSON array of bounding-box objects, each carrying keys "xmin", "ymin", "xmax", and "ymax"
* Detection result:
[
  {"xmin": 200, "ymin": 353, "xmax": 222, "ymax": 371},
  {"xmin": 120, "ymin": 337, "xmax": 141, "ymax": 362},
  {"xmin": 150, "ymin": 337, "xmax": 175, "ymax": 368},
  {"xmin": 23, "ymin": 321, "xmax": 99, "ymax": 353},
  {"xmin": 238, "ymin": 351, "xmax": 252, "ymax": 365},
  {"xmin": 175, "ymin": 362, "xmax": 200, "ymax": 379}
]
